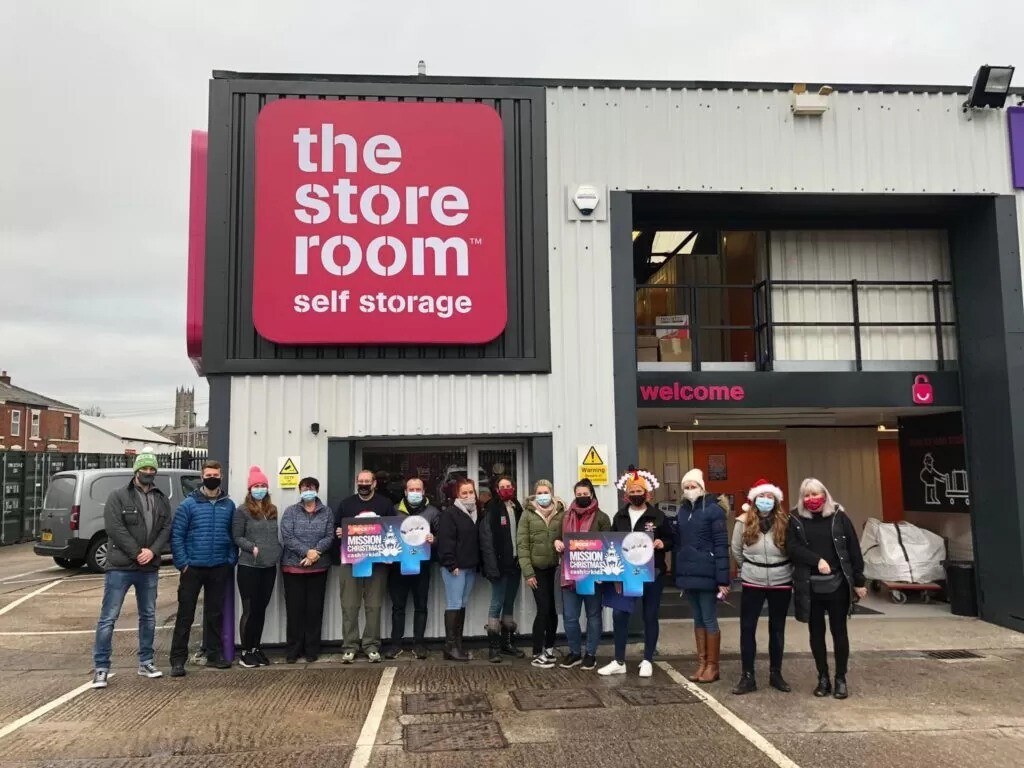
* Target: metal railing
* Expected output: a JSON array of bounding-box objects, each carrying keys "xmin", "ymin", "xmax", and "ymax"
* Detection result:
[{"xmin": 636, "ymin": 279, "xmax": 956, "ymax": 371}]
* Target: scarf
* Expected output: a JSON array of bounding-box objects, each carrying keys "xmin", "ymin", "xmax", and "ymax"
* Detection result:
[
  {"xmin": 758, "ymin": 510, "xmax": 773, "ymax": 535},
  {"xmin": 453, "ymin": 499, "xmax": 478, "ymax": 524},
  {"xmin": 561, "ymin": 503, "xmax": 598, "ymax": 588},
  {"xmin": 534, "ymin": 501, "xmax": 558, "ymax": 526}
]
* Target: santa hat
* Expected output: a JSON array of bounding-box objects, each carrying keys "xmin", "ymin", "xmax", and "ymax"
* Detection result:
[
  {"xmin": 681, "ymin": 468, "xmax": 705, "ymax": 490},
  {"xmin": 741, "ymin": 478, "xmax": 783, "ymax": 513}
]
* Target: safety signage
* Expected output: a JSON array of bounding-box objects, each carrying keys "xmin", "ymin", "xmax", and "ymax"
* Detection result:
[
  {"xmin": 278, "ymin": 456, "xmax": 301, "ymax": 490},
  {"xmin": 577, "ymin": 444, "xmax": 609, "ymax": 485}
]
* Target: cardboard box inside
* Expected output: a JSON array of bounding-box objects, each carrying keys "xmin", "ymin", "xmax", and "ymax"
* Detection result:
[{"xmin": 659, "ymin": 337, "xmax": 693, "ymax": 362}]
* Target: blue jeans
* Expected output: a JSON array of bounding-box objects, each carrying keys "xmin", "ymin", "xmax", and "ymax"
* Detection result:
[
  {"xmin": 440, "ymin": 567, "xmax": 476, "ymax": 610},
  {"xmin": 687, "ymin": 588, "xmax": 720, "ymax": 632},
  {"xmin": 93, "ymin": 569, "xmax": 159, "ymax": 670},
  {"xmin": 488, "ymin": 573, "xmax": 521, "ymax": 620},
  {"xmin": 612, "ymin": 579, "xmax": 664, "ymax": 663},
  {"xmin": 562, "ymin": 587, "xmax": 603, "ymax": 656}
]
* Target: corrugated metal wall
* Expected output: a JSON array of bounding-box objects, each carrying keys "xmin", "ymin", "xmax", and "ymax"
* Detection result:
[{"xmin": 770, "ymin": 230, "xmax": 956, "ymax": 362}]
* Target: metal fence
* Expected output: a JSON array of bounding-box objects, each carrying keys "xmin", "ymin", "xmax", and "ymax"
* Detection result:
[{"xmin": 0, "ymin": 450, "xmax": 205, "ymax": 546}]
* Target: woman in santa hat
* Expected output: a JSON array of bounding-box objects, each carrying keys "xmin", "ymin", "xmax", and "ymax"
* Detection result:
[
  {"xmin": 730, "ymin": 479, "xmax": 792, "ymax": 695},
  {"xmin": 672, "ymin": 467, "xmax": 730, "ymax": 683}
]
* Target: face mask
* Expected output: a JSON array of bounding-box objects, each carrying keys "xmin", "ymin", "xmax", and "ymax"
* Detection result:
[
  {"xmin": 407, "ymin": 491, "xmax": 424, "ymax": 506},
  {"xmin": 498, "ymin": 488, "xmax": 516, "ymax": 502},
  {"xmin": 536, "ymin": 493, "xmax": 552, "ymax": 507},
  {"xmin": 357, "ymin": 484, "xmax": 373, "ymax": 497},
  {"xmin": 754, "ymin": 497, "xmax": 775, "ymax": 514},
  {"xmin": 137, "ymin": 473, "xmax": 155, "ymax": 486},
  {"xmin": 803, "ymin": 496, "xmax": 825, "ymax": 513},
  {"xmin": 628, "ymin": 494, "xmax": 647, "ymax": 508},
  {"xmin": 203, "ymin": 477, "xmax": 221, "ymax": 491},
  {"xmin": 300, "ymin": 490, "xmax": 317, "ymax": 503},
  {"xmin": 575, "ymin": 495, "xmax": 593, "ymax": 508},
  {"xmin": 682, "ymin": 488, "xmax": 701, "ymax": 503},
  {"xmin": 461, "ymin": 495, "xmax": 476, "ymax": 506},
  {"xmin": 251, "ymin": 487, "xmax": 268, "ymax": 501}
]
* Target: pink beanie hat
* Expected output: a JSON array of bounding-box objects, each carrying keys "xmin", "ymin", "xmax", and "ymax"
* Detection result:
[{"xmin": 247, "ymin": 465, "xmax": 269, "ymax": 489}]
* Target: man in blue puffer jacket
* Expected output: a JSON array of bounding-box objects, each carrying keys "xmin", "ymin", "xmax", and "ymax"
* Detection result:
[{"xmin": 168, "ymin": 460, "xmax": 237, "ymax": 676}]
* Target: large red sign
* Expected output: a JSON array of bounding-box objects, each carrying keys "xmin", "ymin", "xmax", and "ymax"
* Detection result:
[{"xmin": 253, "ymin": 100, "xmax": 507, "ymax": 345}]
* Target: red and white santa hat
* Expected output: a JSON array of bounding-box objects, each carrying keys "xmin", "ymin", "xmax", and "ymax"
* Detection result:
[{"xmin": 741, "ymin": 478, "xmax": 784, "ymax": 513}]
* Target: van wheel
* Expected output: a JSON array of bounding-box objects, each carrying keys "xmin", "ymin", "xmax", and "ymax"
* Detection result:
[
  {"xmin": 53, "ymin": 557, "xmax": 85, "ymax": 570},
  {"xmin": 86, "ymin": 536, "xmax": 109, "ymax": 574}
]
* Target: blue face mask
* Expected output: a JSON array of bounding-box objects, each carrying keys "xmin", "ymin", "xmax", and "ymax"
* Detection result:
[
  {"xmin": 754, "ymin": 497, "xmax": 775, "ymax": 514},
  {"xmin": 300, "ymin": 490, "xmax": 317, "ymax": 503},
  {"xmin": 536, "ymin": 493, "xmax": 552, "ymax": 507},
  {"xmin": 251, "ymin": 487, "xmax": 268, "ymax": 501},
  {"xmin": 407, "ymin": 491, "xmax": 424, "ymax": 506}
]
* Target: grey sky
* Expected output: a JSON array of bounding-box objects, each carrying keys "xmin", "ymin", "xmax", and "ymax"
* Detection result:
[{"xmin": 2, "ymin": 0, "xmax": 1022, "ymax": 426}]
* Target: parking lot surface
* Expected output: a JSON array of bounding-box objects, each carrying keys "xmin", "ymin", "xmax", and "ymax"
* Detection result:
[{"xmin": 2, "ymin": 544, "xmax": 1023, "ymax": 767}]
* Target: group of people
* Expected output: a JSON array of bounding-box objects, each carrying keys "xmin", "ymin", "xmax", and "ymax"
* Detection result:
[{"xmin": 90, "ymin": 453, "xmax": 866, "ymax": 701}]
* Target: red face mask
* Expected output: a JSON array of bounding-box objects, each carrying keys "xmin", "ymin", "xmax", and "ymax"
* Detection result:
[
  {"xmin": 498, "ymin": 487, "xmax": 516, "ymax": 502},
  {"xmin": 803, "ymin": 496, "xmax": 825, "ymax": 512}
]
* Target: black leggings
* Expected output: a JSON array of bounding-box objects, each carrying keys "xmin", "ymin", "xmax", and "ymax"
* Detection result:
[
  {"xmin": 808, "ymin": 587, "xmax": 850, "ymax": 677},
  {"xmin": 237, "ymin": 566, "xmax": 277, "ymax": 650},
  {"xmin": 530, "ymin": 567, "xmax": 558, "ymax": 654},
  {"xmin": 739, "ymin": 585, "xmax": 791, "ymax": 673}
]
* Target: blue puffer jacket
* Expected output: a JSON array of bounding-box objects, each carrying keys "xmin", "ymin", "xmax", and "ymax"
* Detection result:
[
  {"xmin": 673, "ymin": 493, "xmax": 730, "ymax": 592},
  {"xmin": 171, "ymin": 489, "xmax": 237, "ymax": 570}
]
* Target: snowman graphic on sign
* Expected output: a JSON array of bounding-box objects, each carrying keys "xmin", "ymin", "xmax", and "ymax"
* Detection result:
[{"xmin": 381, "ymin": 525, "xmax": 402, "ymax": 558}]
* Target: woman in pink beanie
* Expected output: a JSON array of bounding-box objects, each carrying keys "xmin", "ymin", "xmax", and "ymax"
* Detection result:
[{"xmin": 232, "ymin": 465, "xmax": 281, "ymax": 668}]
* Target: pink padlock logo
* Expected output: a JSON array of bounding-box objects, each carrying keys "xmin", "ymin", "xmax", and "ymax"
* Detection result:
[{"xmin": 912, "ymin": 374, "xmax": 933, "ymax": 405}]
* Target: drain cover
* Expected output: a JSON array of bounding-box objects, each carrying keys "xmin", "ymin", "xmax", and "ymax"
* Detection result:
[
  {"xmin": 925, "ymin": 649, "xmax": 984, "ymax": 660},
  {"xmin": 403, "ymin": 691, "xmax": 492, "ymax": 715},
  {"xmin": 404, "ymin": 721, "xmax": 507, "ymax": 752},
  {"xmin": 616, "ymin": 686, "xmax": 699, "ymax": 706},
  {"xmin": 509, "ymin": 687, "xmax": 603, "ymax": 711}
]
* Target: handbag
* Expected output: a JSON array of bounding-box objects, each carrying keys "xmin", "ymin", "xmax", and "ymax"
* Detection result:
[{"xmin": 809, "ymin": 573, "xmax": 843, "ymax": 594}]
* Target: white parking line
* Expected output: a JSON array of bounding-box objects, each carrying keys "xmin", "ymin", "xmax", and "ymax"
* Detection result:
[
  {"xmin": 0, "ymin": 566, "xmax": 60, "ymax": 583},
  {"xmin": 0, "ymin": 678, "xmax": 98, "ymax": 741},
  {"xmin": 348, "ymin": 666, "xmax": 397, "ymax": 768},
  {"xmin": 657, "ymin": 661, "xmax": 801, "ymax": 768},
  {"xmin": 0, "ymin": 580, "xmax": 62, "ymax": 617}
]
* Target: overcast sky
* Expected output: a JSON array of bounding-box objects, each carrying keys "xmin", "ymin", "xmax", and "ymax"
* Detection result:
[{"xmin": 2, "ymin": 0, "xmax": 1022, "ymax": 426}]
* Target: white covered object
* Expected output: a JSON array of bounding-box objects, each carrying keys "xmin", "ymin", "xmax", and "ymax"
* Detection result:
[{"xmin": 861, "ymin": 518, "xmax": 947, "ymax": 584}]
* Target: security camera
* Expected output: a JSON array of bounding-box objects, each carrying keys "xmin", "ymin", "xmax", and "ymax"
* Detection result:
[
  {"xmin": 310, "ymin": 422, "xmax": 320, "ymax": 436},
  {"xmin": 573, "ymin": 185, "xmax": 601, "ymax": 216}
]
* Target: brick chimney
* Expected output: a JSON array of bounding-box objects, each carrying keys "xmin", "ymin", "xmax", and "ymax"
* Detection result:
[{"xmin": 0, "ymin": 370, "xmax": 9, "ymax": 385}]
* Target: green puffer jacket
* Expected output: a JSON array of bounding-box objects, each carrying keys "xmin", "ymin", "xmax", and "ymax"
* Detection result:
[{"xmin": 516, "ymin": 497, "xmax": 567, "ymax": 579}]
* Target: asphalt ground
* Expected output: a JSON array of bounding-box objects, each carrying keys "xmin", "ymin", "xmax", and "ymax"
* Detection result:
[{"xmin": 2, "ymin": 544, "xmax": 1023, "ymax": 768}]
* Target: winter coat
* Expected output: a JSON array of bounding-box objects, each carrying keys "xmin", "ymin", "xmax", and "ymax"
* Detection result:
[
  {"xmin": 731, "ymin": 514, "xmax": 793, "ymax": 588},
  {"xmin": 436, "ymin": 503, "xmax": 481, "ymax": 572},
  {"xmin": 611, "ymin": 503, "xmax": 675, "ymax": 576},
  {"xmin": 104, "ymin": 480, "xmax": 172, "ymax": 571},
  {"xmin": 516, "ymin": 497, "xmax": 566, "ymax": 579},
  {"xmin": 672, "ymin": 493, "xmax": 730, "ymax": 591},
  {"xmin": 479, "ymin": 496, "xmax": 523, "ymax": 580},
  {"xmin": 171, "ymin": 489, "xmax": 237, "ymax": 570},
  {"xmin": 279, "ymin": 501, "xmax": 335, "ymax": 570},
  {"xmin": 232, "ymin": 505, "xmax": 283, "ymax": 568},
  {"xmin": 786, "ymin": 505, "xmax": 865, "ymax": 622}
]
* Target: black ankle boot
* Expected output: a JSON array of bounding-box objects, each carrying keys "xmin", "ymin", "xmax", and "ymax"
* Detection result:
[
  {"xmin": 813, "ymin": 673, "xmax": 832, "ymax": 697},
  {"xmin": 833, "ymin": 676, "xmax": 849, "ymax": 699},
  {"xmin": 769, "ymin": 669, "xmax": 791, "ymax": 692},
  {"xmin": 500, "ymin": 624, "xmax": 525, "ymax": 658},
  {"xmin": 486, "ymin": 628, "xmax": 502, "ymax": 663},
  {"xmin": 731, "ymin": 672, "xmax": 757, "ymax": 695}
]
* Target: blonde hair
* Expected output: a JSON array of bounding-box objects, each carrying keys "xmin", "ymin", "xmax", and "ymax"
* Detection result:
[{"xmin": 534, "ymin": 479, "xmax": 553, "ymax": 494}]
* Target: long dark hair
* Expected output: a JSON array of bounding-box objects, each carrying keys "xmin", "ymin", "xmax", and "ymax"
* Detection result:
[{"xmin": 244, "ymin": 494, "xmax": 277, "ymax": 521}]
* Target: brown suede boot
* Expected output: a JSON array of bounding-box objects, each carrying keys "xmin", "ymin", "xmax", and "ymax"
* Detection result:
[
  {"xmin": 688, "ymin": 628, "xmax": 708, "ymax": 682},
  {"xmin": 698, "ymin": 631, "xmax": 721, "ymax": 683}
]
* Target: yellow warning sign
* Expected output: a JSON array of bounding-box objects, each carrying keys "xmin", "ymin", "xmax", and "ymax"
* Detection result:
[
  {"xmin": 577, "ymin": 444, "xmax": 609, "ymax": 485},
  {"xmin": 278, "ymin": 456, "xmax": 301, "ymax": 490}
]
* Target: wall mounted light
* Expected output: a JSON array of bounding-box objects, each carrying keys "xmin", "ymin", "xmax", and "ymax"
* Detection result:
[
  {"xmin": 877, "ymin": 425, "xmax": 899, "ymax": 433},
  {"xmin": 963, "ymin": 65, "xmax": 1015, "ymax": 113},
  {"xmin": 791, "ymin": 83, "xmax": 832, "ymax": 116}
]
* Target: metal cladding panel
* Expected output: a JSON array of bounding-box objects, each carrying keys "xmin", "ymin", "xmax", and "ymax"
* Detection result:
[
  {"xmin": 204, "ymin": 79, "xmax": 550, "ymax": 375},
  {"xmin": 769, "ymin": 230, "xmax": 956, "ymax": 361}
]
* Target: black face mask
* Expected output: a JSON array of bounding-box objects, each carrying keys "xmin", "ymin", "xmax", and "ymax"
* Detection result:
[
  {"xmin": 628, "ymin": 495, "xmax": 646, "ymax": 508},
  {"xmin": 575, "ymin": 496, "xmax": 593, "ymax": 508},
  {"xmin": 357, "ymin": 484, "xmax": 373, "ymax": 497},
  {"xmin": 203, "ymin": 477, "xmax": 221, "ymax": 491},
  {"xmin": 137, "ymin": 473, "xmax": 156, "ymax": 486}
]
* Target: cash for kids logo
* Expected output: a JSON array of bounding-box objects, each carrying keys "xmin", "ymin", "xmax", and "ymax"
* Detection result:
[
  {"xmin": 252, "ymin": 100, "xmax": 508, "ymax": 345},
  {"xmin": 562, "ymin": 533, "xmax": 655, "ymax": 597},
  {"xmin": 340, "ymin": 516, "xmax": 431, "ymax": 577}
]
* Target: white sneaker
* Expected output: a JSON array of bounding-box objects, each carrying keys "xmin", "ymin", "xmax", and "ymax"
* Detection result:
[
  {"xmin": 138, "ymin": 662, "xmax": 163, "ymax": 679},
  {"xmin": 367, "ymin": 651, "xmax": 382, "ymax": 664},
  {"xmin": 91, "ymin": 669, "xmax": 109, "ymax": 689},
  {"xmin": 638, "ymin": 660, "xmax": 653, "ymax": 678},
  {"xmin": 341, "ymin": 651, "xmax": 356, "ymax": 664},
  {"xmin": 597, "ymin": 660, "xmax": 626, "ymax": 676}
]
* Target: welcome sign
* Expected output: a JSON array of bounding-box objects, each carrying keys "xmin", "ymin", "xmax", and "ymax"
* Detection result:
[
  {"xmin": 562, "ymin": 532, "xmax": 656, "ymax": 597},
  {"xmin": 339, "ymin": 515, "xmax": 432, "ymax": 577}
]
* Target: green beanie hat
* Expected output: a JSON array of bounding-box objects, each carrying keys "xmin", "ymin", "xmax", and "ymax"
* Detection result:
[{"xmin": 133, "ymin": 453, "xmax": 159, "ymax": 473}]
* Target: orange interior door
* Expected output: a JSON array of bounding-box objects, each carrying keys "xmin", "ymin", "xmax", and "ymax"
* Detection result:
[
  {"xmin": 691, "ymin": 439, "xmax": 789, "ymax": 512},
  {"xmin": 877, "ymin": 438, "xmax": 905, "ymax": 522}
]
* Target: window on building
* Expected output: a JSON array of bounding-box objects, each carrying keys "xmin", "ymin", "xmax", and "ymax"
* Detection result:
[
  {"xmin": 30, "ymin": 411, "xmax": 41, "ymax": 439},
  {"xmin": 10, "ymin": 410, "xmax": 20, "ymax": 437},
  {"xmin": 63, "ymin": 416, "xmax": 72, "ymax": 440}
]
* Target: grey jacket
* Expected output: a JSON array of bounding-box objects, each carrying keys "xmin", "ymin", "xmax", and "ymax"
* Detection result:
[
  {"xmin": 279, "ymin": 500, "xmax": 335, "ymax": 570},
  {"xmin": 104, "ymin": 481, "xmax": 172, "ymax": 571},
  {"xmin": 232, "ymin": 505, "xmax": 283, "ymax": 568},
  {"xmin": 731, "ymin": 516, "xmax": 793, "ymax": 587}
]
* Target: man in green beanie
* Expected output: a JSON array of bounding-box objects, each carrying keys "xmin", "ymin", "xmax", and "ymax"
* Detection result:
[{"xmin": 90, "ymin": 452, "xmax": 173, "ymax": 689}]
